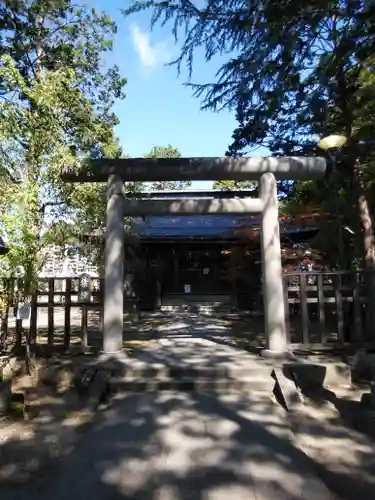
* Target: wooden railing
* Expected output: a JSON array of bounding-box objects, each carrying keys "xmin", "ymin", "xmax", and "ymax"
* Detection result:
[
  {"xmin": 237, "ymin": 270, "xmax": 371, "ymax": 346},
  {"xmin": 0, "ymin": 277, "xmax": 104, "ymax": 350},
  {"xmin": 0, "ymin": 271, "xmax": 372, "ymax": 350},
  {"xmin": 283, "ymin": 271, "xmax": 369, "ymax": 346}
]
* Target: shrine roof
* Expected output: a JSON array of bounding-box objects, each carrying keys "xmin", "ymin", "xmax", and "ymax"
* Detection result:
[{"xmin": 130, "ymin": 215, "xmax": 319, "ymax": 240}]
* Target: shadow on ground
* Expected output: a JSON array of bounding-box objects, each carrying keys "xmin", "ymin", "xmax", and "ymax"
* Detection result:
[
  {"xmin": 4, "ymin": 308, "xmax": 357, "ymax": 361},
  {"xmin": 1, "ymin": 349, "xmax": 374, "ymax": 500},
  {"xmin": 1, "ymin": 387, "xmax": 340, "ymax": 500},
  {"xmin": 2, "ymin": 313, "xmax": 373, "ymax": 499}
]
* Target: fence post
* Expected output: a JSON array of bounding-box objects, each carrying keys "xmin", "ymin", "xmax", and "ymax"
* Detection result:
[
  {"xmin": 64, "ymin": 278, "xmax": 71, "ymax": 349},
  {"xmin": 352, "ymin": 272, "xmax": 363, "ymax": 344},
  {"xmin": 48, "ymin": 278, "xmax": 54, "ymax": 346},
  {"xmin": 299, "ymin": 274, "xmax": 309, "ymax": 345},
  {"xmin": 15, "ymin": 317, "xmax": 23, "ymax": 349},
  {"xmin": 283, "ymin": 276, "xmax": 290, "ymax": 344},
  {"xmin": 81, "ymin": 307, "xmax": 87, "ymax": 349},
  {"xmin": 15, "ymin": 279, "xmax": 24, "ymax": 348},
  {"xmin": 30, "ymin": 291, "xmax": 38, "ymax": 347},
  {"xmin": 317, "ymin": 274, "xmax": 327, "ymax": 343},
  {"xmin": 334, "ymin": 274, "xmax": 344, "ymax": 343},
  {"xmin": 97, "ymin": 278, "xmax": 104, "ymax": 348}
]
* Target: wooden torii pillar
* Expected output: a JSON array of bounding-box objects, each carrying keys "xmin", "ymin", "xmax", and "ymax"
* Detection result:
[{"xmin": 62, "ymin": 156, "xmax": 326, "ymax": 356}]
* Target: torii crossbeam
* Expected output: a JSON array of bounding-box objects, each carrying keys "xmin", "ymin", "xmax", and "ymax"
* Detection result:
[{"xmin": 62, "ymin": 156, "xmax": 326, "ymax": 357}]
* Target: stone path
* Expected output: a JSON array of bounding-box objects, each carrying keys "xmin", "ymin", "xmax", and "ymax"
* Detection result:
[
  {"xmin": 12, "ymin": 390, "xmax": 334, "ymax": 500},
  {"xmin": 1, "ymin": 315, "xmax": 338, "ymax": 499}
]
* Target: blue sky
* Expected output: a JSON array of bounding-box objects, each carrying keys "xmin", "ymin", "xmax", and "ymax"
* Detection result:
[{"xmin": 91, "ymin": 0, "xmax": 269, "ymax": 187}]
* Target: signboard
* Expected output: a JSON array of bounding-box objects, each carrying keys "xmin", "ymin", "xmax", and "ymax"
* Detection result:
[
  {"xmin": 124, "ymin": 274, "xmax": 135, "ymax": 297},
  {"xmin": 79, "ymin": 273, "xmax": 92, "ymax": 303},
  {"xmin": 79, "ymin": 290, "xmax": 91, "ymax": 303},
  {"xmin": 184, "ymin": 284, "xmax": 191, "ymax": 294}
]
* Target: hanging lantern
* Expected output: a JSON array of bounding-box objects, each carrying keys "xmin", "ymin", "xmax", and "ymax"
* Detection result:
[{"xmin": 0, "ymin": 236, "xmax": 9, "ymax": 255}]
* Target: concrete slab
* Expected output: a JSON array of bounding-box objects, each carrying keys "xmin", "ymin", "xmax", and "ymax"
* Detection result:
[
  {"xmin": 271, "ymin": 368, "xmax": 303, "ymax": 412},
  {"xmin": 284, "ymin": 362, "xmax": 351, "ymax": 391},
  {"xmin": 290, "ymin": 395, "xmax": 375, "ymax": 500}
]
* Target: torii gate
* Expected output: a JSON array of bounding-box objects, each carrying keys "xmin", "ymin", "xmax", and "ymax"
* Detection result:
[{"xmin": 62, "ymin": 156, "xmax": 326, "ymax": 357}]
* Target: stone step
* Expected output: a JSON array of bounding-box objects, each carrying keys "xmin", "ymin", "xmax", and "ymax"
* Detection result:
[
  {"xmin": 161, "ymin": 294, "xmax": 231, "ymax": 304},
  {"xmin": 78, "ymin": 351, "xmax": 276, "ymax": 395},
  {"xmin": 91, "ymin": 357, "xmax": 275, "ymax": 393},
  {"xmin": 116, "ymin": 362, "xmax": 272, "ymax": 381},
  {"xmin": 98, "ymin": 345, "xmax": 275, "ymax": 378},
  {"xmin": 160, "ymin": 302, "xmax": 235, "ymax": 314},
  {"xmin": 110, "ymin": 375, "xmax": 273, "ymax": 393},
  {"xmin": 78, "ymin": 356, "xmax": 267, "ymax": 378}
]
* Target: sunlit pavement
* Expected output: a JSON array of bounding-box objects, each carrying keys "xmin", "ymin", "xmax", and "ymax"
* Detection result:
[{"xmin": 32, "ymin": 390, "xmax": 335, "ymax": 500}]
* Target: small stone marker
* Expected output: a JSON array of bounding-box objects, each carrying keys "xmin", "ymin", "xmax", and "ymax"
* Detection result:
[
  {"xmin": 87, "ymin": 370, "xmax": 111, "ymax": 411},
  {"xmin": 75, "ymin": 367, "xmax": 96, "ymax": 395},
  {"xmin": 271, "ymin": 368, "xmax": 303, "ymax": 412},
  {"xmin": 79, "ymin": 273, "xmax": 92, "ymax": 303}
]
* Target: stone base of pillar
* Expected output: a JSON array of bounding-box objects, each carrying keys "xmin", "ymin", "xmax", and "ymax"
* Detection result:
[
  {"xmin": 260, "ymin": 349, "xmax": 296, "ymax": 361},
  {"xmin": 97, "ymin": 351, "xmax": 129, "ymax": 376},
  {"xmin": 101, "ymin": 344, "xmax": 123, "ymax": 355}
]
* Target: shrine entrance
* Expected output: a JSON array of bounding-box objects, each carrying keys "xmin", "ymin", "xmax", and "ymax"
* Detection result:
[
  {"xmin": 62, "ymin": 156, "xmax": 326, "ymax": 356},
  {"xmin": 162, "ymin": 244, "xmax": 231, "ymax": 295},
  {"xmin": 178, "ymin": 247, "xmax": 230, "ymax": 294}
]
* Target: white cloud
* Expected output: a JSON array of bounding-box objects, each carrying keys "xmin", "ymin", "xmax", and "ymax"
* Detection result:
[{"xmin": 129, "ymin": 23, "xmax": 172, "ymax": 69}]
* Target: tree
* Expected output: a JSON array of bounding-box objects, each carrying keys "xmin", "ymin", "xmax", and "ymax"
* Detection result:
[
  {"xmin": 213, "ymin": 179, "xmax": 256, "ymax": 191},
  {"xmin": 0, "ymin": 0, "xmax": 127, "ymax": 274},
  {"xmin": 125, "ymin": 2, "xmax": 374, "ymax": 146},
  {"xmin": 145, "ymin": 145, "xmax": 192, "ymax": 190},
  {"xmin": 281, "ymin": 48, "xmax": 375, "ymax": 271},
  {"xmin": 0, "ymin": 1, "xmax": 127, "ymax": 355}
]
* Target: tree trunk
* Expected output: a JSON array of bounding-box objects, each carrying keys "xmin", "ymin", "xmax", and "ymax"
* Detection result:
[
  {"xmin": 353, "ymin": 159, "xmax": 375, "ymax": 340},
  {"xmin": 0, "ymin": 309, "xmax": 9, "ymax": 352},
  {"xmin": 0, "ymin": 280, "xmax": 11, "ymax": 353}
]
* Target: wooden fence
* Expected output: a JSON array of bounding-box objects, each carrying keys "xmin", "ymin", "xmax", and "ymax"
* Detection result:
[
  {"xmin": 0, "ymin": 277, "xmax": 104, "ymax": 351},
  {"xmin": 283, "ymin": 271, "xmax": 369, "ymax": 346},
  {"xmin": 0, "ymin": 271, "xmax": 372, "ymax": 350}
]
